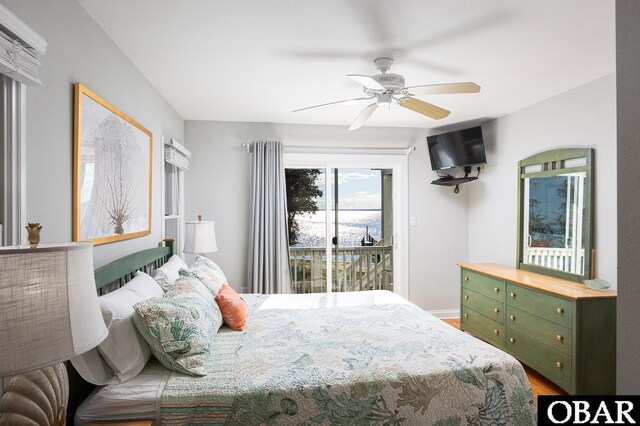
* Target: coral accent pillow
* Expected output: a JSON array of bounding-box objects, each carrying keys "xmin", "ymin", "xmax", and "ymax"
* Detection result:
[{"xmin": 215, "ymin": 283, "xmax": 248, "ymax": 331}]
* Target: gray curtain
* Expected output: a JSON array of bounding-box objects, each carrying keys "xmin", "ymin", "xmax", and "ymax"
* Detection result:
[{"xmin": 247, "ymin": 141, "xmax": 292, "ymax": 294}]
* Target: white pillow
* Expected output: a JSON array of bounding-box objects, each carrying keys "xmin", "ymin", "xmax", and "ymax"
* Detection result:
[
  {"xmin": 153, "ymin": 255, "xmax": 188, "ymax": 291},
  {"xmin": 70, "ymin": 349, "xmax": 115, "ymax": 386},
  {"xmin": 70, "ymin": 272, "xmax": 163, "ymax": 385}
]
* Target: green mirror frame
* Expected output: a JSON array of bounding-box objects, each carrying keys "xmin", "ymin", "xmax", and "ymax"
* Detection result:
[{"xmin": 516, "ymin": 148, "xmax": 594, "ymax": 283}]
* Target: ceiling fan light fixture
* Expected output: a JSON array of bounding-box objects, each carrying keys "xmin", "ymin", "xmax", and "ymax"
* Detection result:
[
  {"xmin": 377, "ymin": 92, "xmax": 393, "ymax": 106},
  {"xmin": 293, "ymin": 57, "xmax": 479, "ymax": 129},
  {"xmin": 399, "ymin": 97, "xmax": 450, "ymax": 120},
  {"xmin": 373, "ymin": 57, "xmax": 394, "ymax": 73},
  {"xmin": 349, "ymin": 103, "xmax": 378, "ymax": 131},
  {"xmin": 371, "ymin": 73, "xmax": 405, "ymax": 90}
]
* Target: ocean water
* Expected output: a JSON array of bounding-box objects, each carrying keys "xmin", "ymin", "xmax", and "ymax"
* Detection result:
[{"xmin": 291, "ymin": 210, "xmax": 382, "ymax": 248}]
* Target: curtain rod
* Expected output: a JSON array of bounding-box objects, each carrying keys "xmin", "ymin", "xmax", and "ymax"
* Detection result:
[{"xmin": 240, "ymin": 142, "xmax": 416, "ymax": 156}]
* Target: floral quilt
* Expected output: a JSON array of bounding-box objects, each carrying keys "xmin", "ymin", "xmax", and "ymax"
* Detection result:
[{"xmin": 160, "ymin": 291, "xmax": 535, "ymax": 425}]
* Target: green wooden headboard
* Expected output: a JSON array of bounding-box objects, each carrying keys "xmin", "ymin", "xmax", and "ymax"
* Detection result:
[
  {"xmin": 67, "ymin": 239, "xmax": 175, "ymax": 422},
  {"xmin": 94, "ymin": 239, "xmax": 174, "ymax": 295}
]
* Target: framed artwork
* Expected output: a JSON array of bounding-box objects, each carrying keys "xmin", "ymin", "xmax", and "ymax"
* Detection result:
[{"xmin": 73, "ymin": 83, "xmax": 152, "ymax": 245}]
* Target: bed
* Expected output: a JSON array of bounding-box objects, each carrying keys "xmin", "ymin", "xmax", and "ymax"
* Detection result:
[{"xmin": 72, "ymin": 243, "xmax": 536, "ymax": 425}]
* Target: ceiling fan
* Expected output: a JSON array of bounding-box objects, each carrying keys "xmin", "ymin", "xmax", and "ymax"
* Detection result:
[{"xmin": 293, "ymin": 57, "xmax": 481, "ymax": 130}]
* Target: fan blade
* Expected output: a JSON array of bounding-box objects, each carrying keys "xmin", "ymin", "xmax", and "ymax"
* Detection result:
[
  {"xmin": 398, "ymin": 97, "xmax": 450, "ymax": 120},
  {"xmin": 347, "ymin": 74, "xmax": 385, "ymax": 91},
  {"xmin": 293, "ymin": 97, "xmax": 372, "ymax": 113},
  {"xmin": 403, "ymin": 82, "xmax": 481, "ymax": 96},
  {"xmin": 349, "ymin": 103, "xmax": 378, "ymax": 131}
]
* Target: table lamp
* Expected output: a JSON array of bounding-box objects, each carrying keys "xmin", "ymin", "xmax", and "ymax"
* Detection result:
[
  {"xmin": 184, "ymin": 215, "xmax": 218, "ymax": 256},
  {"xmin": 0, "ymin": 242, "xmax": 108, "ymax": 424}
]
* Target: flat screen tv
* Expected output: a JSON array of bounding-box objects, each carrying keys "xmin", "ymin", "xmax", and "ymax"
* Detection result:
[{"xmin": 427, "ymin": 126, "xmax": 487, "ymax": 171}]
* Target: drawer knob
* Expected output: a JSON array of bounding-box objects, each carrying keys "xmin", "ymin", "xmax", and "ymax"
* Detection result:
[
  {"xmin": 464, "ymin": 295, "xmax": 469, "ymax": 300},
  {"xmin": 509, "ymin": 337, "xmax": 516, "ymax": 344},
  {"xmin": 556, "ymin": 334, "xmax": 563, "ymax": 342},
  {"xmin": 494, "ymin": 308, "xmax": 499, "ymax": 314},
  {"xmin": 510, "ymin": 315, "xmax": 516, "ymax": 321},
  {"xmin": 494, "ymin": 329, "xmax": 499, "ymax": 335},
  {"xmin": 494, "ymin": 287, "xmax": 500, "ymax": 293},
  {"xmin": 464, "ymin": 313, "xmax": 469, "ymax": 319},
  {"xmin": 464, "ymin": 277, "xmax": 469, "ymax": 281},
  {"xmin": 556, "ymin": 308, "xmax": 564, "ymax": 315},
  {"xmin": 510, "ymin": 292, "xmax": 516, "ymax": 298},
  {"xmin": 556, "ymin": 361, "xmax": 563, "ymax": 369}
]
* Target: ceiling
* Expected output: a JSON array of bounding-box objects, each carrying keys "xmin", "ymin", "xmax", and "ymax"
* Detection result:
[{"xmin": 77, "ymin": 0, "xmax": 615, "ymax": 130}]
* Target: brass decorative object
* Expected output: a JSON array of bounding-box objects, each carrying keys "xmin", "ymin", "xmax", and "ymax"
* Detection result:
[{"xmin": 25, "ymin": 223, "xmax": 42, "ymax": 246}]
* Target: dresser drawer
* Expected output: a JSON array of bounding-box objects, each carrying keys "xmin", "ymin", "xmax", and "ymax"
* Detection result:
[
  {"xmin": 506, "ymin": 283, "xmax": 573, "ymax": 328},
  {"xmin": 462, "ymin": 288, "xmax": 504, "ymax": 324},
  {"xmin": 461, "ymin": 307, "xmax": 504, "ymax": 347},
  {"xmin": 506, "ymin": 306, "xmax": 572, "ymax": 355},
  {"xmin": 506, "ymin": 329, "xmax": 572, "ymax": 390},
  {"xmin": 462, "ymin": 270, "xmax": 505, "ymax": 302}
]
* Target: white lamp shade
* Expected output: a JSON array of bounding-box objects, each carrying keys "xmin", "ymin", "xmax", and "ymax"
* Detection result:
[
  {"xmin": 0, "ymin": 242, "xmax": 108, "ymax": 377},
  {"xmin": 184, "ymin": 221, "xmax": 218, "ymax": 254}
]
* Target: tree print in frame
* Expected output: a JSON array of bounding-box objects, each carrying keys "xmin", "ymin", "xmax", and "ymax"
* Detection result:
[{"xmin": 73, "ymin": 83, "xmax": 152, "ymax": 245}]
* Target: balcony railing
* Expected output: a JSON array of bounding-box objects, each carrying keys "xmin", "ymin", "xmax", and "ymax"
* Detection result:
[
  {"xmin": 290, "ymin": 245, "xmax": 393, "ymax": 294},
  {"xmin": 525, "ymin": 247, "xmax": 585, "ymax": 274}
]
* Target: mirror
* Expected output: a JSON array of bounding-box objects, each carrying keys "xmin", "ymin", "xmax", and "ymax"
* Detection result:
[{"xmin": 517, "ymin": 149, "xmax": 594, "ymax": 282}]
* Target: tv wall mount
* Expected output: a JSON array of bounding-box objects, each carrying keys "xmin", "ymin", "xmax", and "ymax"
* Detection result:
[{"xmin": 431, "ymin": 166, "xmax": 481, "ymax": 194}]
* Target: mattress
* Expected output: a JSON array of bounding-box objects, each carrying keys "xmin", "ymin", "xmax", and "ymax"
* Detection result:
[
  {"xmin": 76, "ymin": 291, "xmax": 536, "ymax": 425},
  {"xmin": 74, "ymin": 359, "xmax": 169, "ymax": 424}
]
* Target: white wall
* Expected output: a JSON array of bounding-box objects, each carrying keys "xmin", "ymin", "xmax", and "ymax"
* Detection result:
[
  {"xmin": 184, "ymin": 120, "xmax": 469, "ymax": 311},
  {"xmin": 2, "ymin": 0, "xmax": 184, "ymax": 267},
  {"xmin": 186, "ymin": 75, "xmax": 616, "ymax": 315},
  {"xmin": 616, "ymin": 0, "xmax": 640, "ymax": 393},
  {"xmin": 468, "ymin": 74, "xmax": 617, "ymax": 287}
]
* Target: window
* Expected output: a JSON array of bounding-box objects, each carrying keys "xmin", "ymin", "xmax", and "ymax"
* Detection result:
[
  {"xmin": 0, "ymin": 4, "xmax": 47, "ymax": 246},
  {"xmin": 163, "ymin": 138, "xmax": 190, "ymax": 258},
  {"xmin": 0, "ymin": 75, "xmax": 26, "ymax": 245}
]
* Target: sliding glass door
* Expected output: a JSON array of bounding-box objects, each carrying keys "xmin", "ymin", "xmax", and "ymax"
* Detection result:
[
  {"xmin": 286, "ymin": 168, "xmax": 327, "ymax": 293},
  {"xmin": 329, "ymin": 168, "xmax": 393, "ymax": 293},
  {"xmin": 286, "ymin": 166, "xmax": 394, "ymax": 294},
  {"xmin": 284, "ymin": 151, "xmax": 408, "ymax": 298}
]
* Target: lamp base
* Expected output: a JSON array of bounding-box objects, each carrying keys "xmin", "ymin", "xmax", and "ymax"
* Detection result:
[{"xmin": 0, "ymin": 362, "xmax": 68, "ymax": 426}]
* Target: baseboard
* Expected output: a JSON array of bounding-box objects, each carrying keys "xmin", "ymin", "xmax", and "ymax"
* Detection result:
[{"xmin": 428, "ymin": 309, "xmax": 460, "ymax": 319}]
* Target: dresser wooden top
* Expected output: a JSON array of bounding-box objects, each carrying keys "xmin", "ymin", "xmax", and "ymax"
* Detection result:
[{"xmin": 458, "ymin": 263, "xmax": 617, "ymax": 300}]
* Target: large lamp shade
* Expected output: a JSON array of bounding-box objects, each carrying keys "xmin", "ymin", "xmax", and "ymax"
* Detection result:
[
  {"xmin": 184, "ymin": 220, "xmax": 218, "ymax": 254},
  {"xmin": 0, "ymin": 242, "xmax": 108, "ymax": 377}
]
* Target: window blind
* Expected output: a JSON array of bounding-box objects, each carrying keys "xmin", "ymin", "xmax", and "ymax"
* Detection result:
[
  {"xmin": 0, "ymin": 3, "xmax": 47, "ymax": 85},
  {"xmin": 164, "ymin": 138, "xmax": 191, "ymax": 170}
]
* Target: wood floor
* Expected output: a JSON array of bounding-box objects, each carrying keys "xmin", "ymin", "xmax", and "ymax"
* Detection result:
[{"xmin": 442, "ymin": 318, "xmax": 566, "ymax": 403}]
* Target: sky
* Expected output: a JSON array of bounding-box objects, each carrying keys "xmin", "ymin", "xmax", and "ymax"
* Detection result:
[{"xmin": 313, "ymin": 168, "xmax": 382, "ymax": 210}]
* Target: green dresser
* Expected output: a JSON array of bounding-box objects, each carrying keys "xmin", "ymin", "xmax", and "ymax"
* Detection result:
[{"xmin": 459, "ymin": 263, "xmax": 616, "ymax": 395}]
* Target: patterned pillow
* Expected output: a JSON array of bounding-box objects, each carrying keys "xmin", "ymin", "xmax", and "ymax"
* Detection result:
[
  {"xmin": 179, "ymin": 255, "xmax": 228, "ymax": 295},
  {"xmin": 215, "ymin": 283, "xmax": 248, "ymax": 331},
  {"xmin": 178, "ymin": 268, "xmax": 221, "ymax": 295},
  {"xmin": 132, "ymin": 276, "xmax": 223, "ymax": 376}
]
